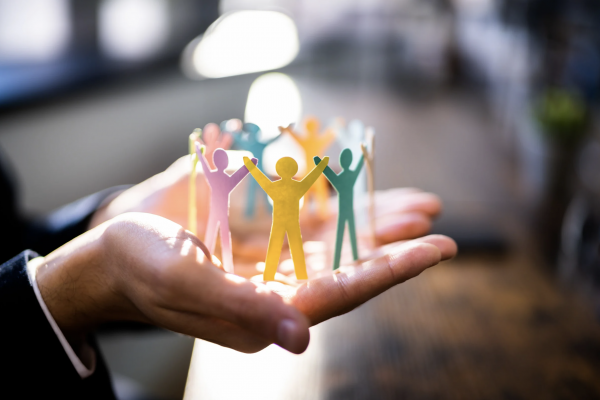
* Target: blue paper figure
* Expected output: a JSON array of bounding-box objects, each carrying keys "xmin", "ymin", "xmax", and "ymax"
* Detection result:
[
  {"xmin": 232, "ymin": 122, "xmax": 280, "ymax": 217},
  {"xmin": 314, "ymin": 148, "xmax": 365, "ymax": 270}
]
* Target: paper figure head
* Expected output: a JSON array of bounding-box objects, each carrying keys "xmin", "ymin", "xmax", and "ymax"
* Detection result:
[
  {"xmin": 276, "ymin": 157, "xmax": 298, "ymax": 178},
  {"xmin": 243, "ymin": 123, "xmax": 261, "ymax": 141},
  {"xmin": 203, "ymin": 123, "xmax": 221, "ymax": 142},
  {"xmin": 340, "ymin": 148, "xmax": 353, "ymax": 170},
  {"xmin": 213, "ymin": 148, "xmax": 229, "ymax": 170}
]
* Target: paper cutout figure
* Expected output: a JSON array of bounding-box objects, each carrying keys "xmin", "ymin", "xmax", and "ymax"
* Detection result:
[
  {"xmin": 336, "ymin": 119, "xmax": 367, "ymax": 198},
  {"xmin": 188, "ymin": 128, "xmax": 201, "ymax": 236},
  {"xmin": 232, "ymin": 123, "xmax": 280, "ymax": 217},
  {"xmin": 360, "ymin": 127, "xmax": 376, "ymax": 247},
  {"xmin": 243, "ymin": 155, "xmax": 330, "ymax": 281},
  {"xmin": 198, "ymin": 123, "xmax": 233, "ymax": 169},
  {"xmin": 196, "ymin": 143, "xmax": 257, "ymax": 274},
  {"xmin": 279, "ymin": 117, "xmax": 336, "ymax": 218},
  {"xmin": 314, "ymin": 149, "xmax": 364, "ymax": 270}
]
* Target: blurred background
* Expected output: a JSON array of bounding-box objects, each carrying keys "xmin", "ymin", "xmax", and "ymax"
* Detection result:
[{"xmin": 2, "ymin": 0, "xmax": 600, "ymax": 399}]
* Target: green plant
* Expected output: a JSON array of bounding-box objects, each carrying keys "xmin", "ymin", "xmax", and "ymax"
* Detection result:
[{"xmin": 534, "ymin": 89, "xmax": 588, "ymax": 145}]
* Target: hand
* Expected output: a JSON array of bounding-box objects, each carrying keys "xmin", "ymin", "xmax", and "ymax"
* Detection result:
[
  {"xmin": 33, "ymin": 213, "xmax": 455, "ymax": 356},
  {"xmin": 257, "ymin": 234, "xmax": 456, "ymax": 328},
  {"xmin": 35, "ymin": 213, "xmax": 310, "ymax": 354}
]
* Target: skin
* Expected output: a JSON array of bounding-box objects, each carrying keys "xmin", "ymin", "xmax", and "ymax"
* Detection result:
[{"xmin": 32, "ymin": 155, "xmax": 456, "ymax": 361}]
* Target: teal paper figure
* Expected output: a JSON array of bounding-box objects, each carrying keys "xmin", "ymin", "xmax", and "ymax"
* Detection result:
[
  {"xmin": 314, "ymin": 148, "xmax": 364, "ymax": 270},
  {"xmin": 232, "ymin": 123, "xmax": 280, "ymax": 217}
]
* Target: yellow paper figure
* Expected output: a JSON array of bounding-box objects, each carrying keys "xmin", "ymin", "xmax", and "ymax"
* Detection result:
[
  {"xmin": 243, "ymin": 155, "xmax": 330, "ymax": 281},
  {"xmin": 360, "ymin": 127, "xmax": 376, "ymax": 247},
  {"xmin": 279, "ymin": 117, "xmax": 336, "ymax": 218},
  {"xmin": 188, "ymin": 128, "xmax": 201, "ymax": 236}
]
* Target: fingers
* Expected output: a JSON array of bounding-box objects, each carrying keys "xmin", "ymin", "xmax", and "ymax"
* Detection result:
[
  {"xmin": 376, "ymin": 189, "xmax": 442, "ymax": 217},
  {"xmin": 290, "ymin": 240, "xmax": 444, "ymax": 325},
  {"xmin": 152, "ymin": 309, "xmax": 272, "ymax": 353},
  {"xmin": 105, "ymin": 215, "xmax": 310, "ymax": 354},
  {"xmin": 409, "ymin": 235, "xmax": 457, "ymax": 260},
  {"xmin": 156, "ymin": 262, "xmax": 310, "ymax": 354},
  {"xmin": 368, "ymin": 234, "xmax": 457, "ymax": 261},
  {"xmin": 375, "ymin": 212, "xmax": 432, "ymax": 243}
]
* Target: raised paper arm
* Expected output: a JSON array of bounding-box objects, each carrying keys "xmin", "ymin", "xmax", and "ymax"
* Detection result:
[
  {"xmin": 313, "ymin": 156, "xmax": 339, "ymax": 186},
  {"xmin": 299, "ymin": 156, "xmax": 329, "ymax": 195},
  {"xmin": 318, "ymin": 128, "xmax": 337, "ymax": 151},
  {"xmin": 278, "ymin": 124, "xmax": 303, "ymax": 145},
  {"xmin": 243, "ymin": 156, "xmax": 273, "ymax": 193},
  {"xmin": 195, "ymin": 143, "xmax": 213, "ymax": 182},
  {"xmin": 360, "ymin": 143, "xmax": 372, "ymax": 163},
  {"xmin": 229, "ymin": 157, "xmax": 258, "ymax": 188},
  {"xmin": 352, "ymin": 153, "xmax": 365, "ymax": 182},
  {"xmin": 264, "ymin": 134, "xmax": 281, "ymax": 146}
]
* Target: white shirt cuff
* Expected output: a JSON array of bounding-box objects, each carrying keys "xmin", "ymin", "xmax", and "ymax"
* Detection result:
[{"xmin": 26, "ymin": 256, "xmax": 96, "ymax": 379}]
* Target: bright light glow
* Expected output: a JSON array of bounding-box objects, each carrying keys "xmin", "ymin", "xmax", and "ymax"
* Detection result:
[
  {"xmin": 185, "ymin": 342, "xmax": 298, "ymax": 399},
  {"xmin": 245, "ymin": 73, "xmax": 302, "ymax": 139},
  {"xmin": 222, "ymin": 149, "xmax": 254, "ymax": 172},
  {"xmin": 303, "ymin": 241, "xmax": 326, "ymax": 253},
  {"xmin": 192, "ymin": 11, "xmax": 299, "ymax": 78},
  {"xmin": 99, "ymin": 0, "xmax": 169, "ymax": 61},
  {"xmin": 184, "ymin": 332, "xmax": 324, "ymax": 399},
  {"xmin": 0, "ymin": 0, "xmax": 71, "ymax": 62},
  {"xmin": 245, "ymin": 73, "xmax": 304, "ymax": 176}
]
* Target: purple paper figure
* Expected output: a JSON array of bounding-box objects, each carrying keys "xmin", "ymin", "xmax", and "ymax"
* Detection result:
[{"xmin": 196, "ymin": 143, "xmax": 257, "ymax": 274}]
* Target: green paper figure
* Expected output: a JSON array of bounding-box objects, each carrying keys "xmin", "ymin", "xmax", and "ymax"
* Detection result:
[{"xmin": 314, "ymin": 148, "xmax": 364, "ymax": 270}]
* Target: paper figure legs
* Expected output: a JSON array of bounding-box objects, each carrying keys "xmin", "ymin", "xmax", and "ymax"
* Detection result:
[
  {"xmin": 243, "ymin": 155, "xmax": 330, "ymax": 281},
  {"xmin": 279, "ymin": 117, "xmax": 335, "ymax": 218},
  {"xmin": 196, "ymin": 143, "xmax": 257, "ymax": 273},
  {"xmin": 314, "ymin": 148, "xmax": 364, "ymax": 270},
  {"xmin": 232, "ymin": 123, "xmax": 279, "ymax": 217}
]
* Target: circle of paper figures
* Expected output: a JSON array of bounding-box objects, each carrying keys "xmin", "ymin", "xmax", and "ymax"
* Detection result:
[{"xmin": 187, "ymin": 117, "xmax": 376, "ymax": 281}]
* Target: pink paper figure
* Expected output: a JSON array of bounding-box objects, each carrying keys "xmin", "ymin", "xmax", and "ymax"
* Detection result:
[
  {"xmin": 196, "ymin": 143, "xmax": 257, "ymax": 274},
  {"xmin": 199, "ymin": 123, "xmax": 234, "ymax": 169}
]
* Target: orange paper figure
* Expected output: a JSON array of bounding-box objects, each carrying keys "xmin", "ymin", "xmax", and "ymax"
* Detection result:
[
  {"xmin": 198, "ymin": 123, "xmax": 233, "ymax": 169},
  {"xmin": 243, "ymin": 155, "xmax": 330, "ymax": 281},
  {"xmin": 360, "ymin": 127, "xmax": 376, "ymax": 247},
  {"xmin": 279, "ymin": 117, "xmax": 336, "ymax": 218}
]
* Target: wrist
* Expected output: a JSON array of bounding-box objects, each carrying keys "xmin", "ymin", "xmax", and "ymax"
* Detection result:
[{"xmin": 34, "ymin": 221, "xmax": 128, "ymax": 340}]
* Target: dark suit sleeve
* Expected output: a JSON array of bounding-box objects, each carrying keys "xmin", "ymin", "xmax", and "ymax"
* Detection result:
[
  {"xmin": 0, "ymin": 251, "xmax": 116, "ymax": 399},
  {"xmin": 23, "ymin": 185, "xmax": 130, "ymax": 256}
]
